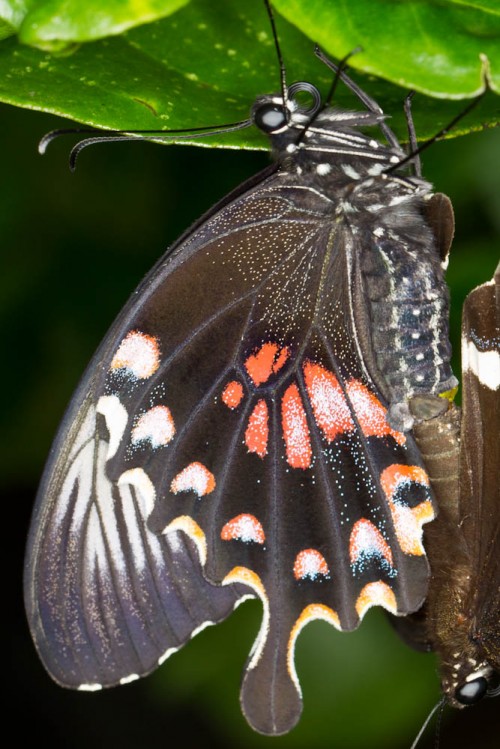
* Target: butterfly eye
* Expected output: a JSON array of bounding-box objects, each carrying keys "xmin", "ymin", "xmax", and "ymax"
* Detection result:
[
  {"xmin": 455, "ymin": 676, "xmax": 489, "ymax": 705},
  {"xmin": 253, "ymin": 102, "xmax": 288, "ymax": 132}
]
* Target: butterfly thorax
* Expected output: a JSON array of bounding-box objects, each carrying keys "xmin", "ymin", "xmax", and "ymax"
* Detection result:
[{"xmin": 252, "ymin": 95, "xmax": 457, "ymax": 430}]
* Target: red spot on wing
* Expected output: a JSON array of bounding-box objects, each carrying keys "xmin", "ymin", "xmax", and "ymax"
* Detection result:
[
  {"xmin": 222, "ymin": 380, "xmax": 244, "ymax": 409},
  {"xmin": 245, "ymin": 342, "xmax": 289, "ymax": 386},
  {"xmin": 349, "ymin": 518, "xmax": 393, "ymax": 566},
  {"xmin": 221, "ymin": 514, "xmax": 265, "ymax": 544},
  {"xmin": 293, "ymin": 549, "xmax": 330, "ymax": 580},
  {"xmin": 303, "ymin": 361, "xmax": 354, "ymax": 441},
  {"xmin": 281, "ymin": 383, "xmax": 312, "ymax": 469},
  {"xmin": 346, "ymin": 380, "xmax": 405, "ymax": 445},
  {"xmin": 245, "ymin": 400, "xmax": 269, "ymax": 458}
]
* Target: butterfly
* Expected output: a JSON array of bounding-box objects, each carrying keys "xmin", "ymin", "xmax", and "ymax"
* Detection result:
[
  {"xmin": 24, "ymin": 6, "xmax": 460, "ymax": 737},
  {"xmin": 393, "ymin": 263, "xmax": 499, "ymax": 720}
]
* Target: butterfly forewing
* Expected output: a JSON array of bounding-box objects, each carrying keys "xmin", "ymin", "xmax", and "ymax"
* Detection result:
[{"xmin": 26, "ymin": 79, "xmax": 457, "ymax": 734}]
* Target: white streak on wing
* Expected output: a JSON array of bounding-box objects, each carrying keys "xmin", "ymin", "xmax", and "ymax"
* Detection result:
[
  {"xmin": 53, "ymin": 406, "xmax": 98, "ymax": 525},
  {"xmin": 191, "ymin": 621, "xmax": 215, "ymax": 639},
  {"xmin": 222, "ymin": 569, "xmax": 269, "ymax": 672},
  {"xmin": 86, "ymin": 504, "xmax": 108, "ymax": 576},
  {"xmin": 118, "ymin": 468, "xmax": 164, "ymax": 571},
  {"xmin": 462, "ymin": 337, "xmax": 500, "ymax": 390},
  {"xmin": 120, "ymin": 674, "xmax": 139, "ymax": 685},
  {"xmin": 78, "ymin": 683, "xmax": 102, "ymax": 692},
  {"xmin": 55, "ymin": 440, "xmax": 94, "ymax": 527},
  {"xmin": 97, "ymin": 395, "xmax": 128, "ymax": 460},
  {"xmin": 344, "ymin": 233, "xmax": 372, "ymax": 385},
  {"xmin": 233, "ymin": 593, "xmax": 256, "ymax": 610},
  {"xmin": 114, "ymin": 481, "xmax": 146, "ymax": 571},
  {"xmin": 92, "ymin": 441, "xmax": 127, "ymax": 574},
  {"xmin": 158, "ymin": 647, "xmax": 179, "ymax": 666},
  {"xmin": 67, "ymin": 405, "xmax": 97, "ymax": 463}
]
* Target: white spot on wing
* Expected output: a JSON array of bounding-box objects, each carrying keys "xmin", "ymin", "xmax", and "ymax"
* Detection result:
[
  {"xmin": 120, "ymin": 674, "xmax": 139, "ymax": 685},
  {"xmin": 170, "ymin": 462, "xmax": 215, "ymax": 497},
  {"xmin": 97, "ymin": 395, "xmax": 128, "ymax": 460},
  {"xmin": 111, "ymin": 331, "xmax": 160, "ymax": 379},
  {"xmin": 118, "ymin": 468, "xmax": 164, "ymax": 571},
  {"xmin": 191, "ymin": 621, "xmax": 215, "ymax": 639},
  {"xmin": 131, "ymin": 405, "xmax": 175, "ymax": 447},
  {"xmin": 462, "ymin": 337, "xmax": 500, "ymax": 390},
  {"xmin": 158, "ymin": 647, "xmax": 179, "ymax": 666}
]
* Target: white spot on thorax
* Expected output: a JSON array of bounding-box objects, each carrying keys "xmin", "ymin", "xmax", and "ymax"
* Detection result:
[{"xmin": 340, "ymin": 163, "xmax": 359, "ymax": 179}]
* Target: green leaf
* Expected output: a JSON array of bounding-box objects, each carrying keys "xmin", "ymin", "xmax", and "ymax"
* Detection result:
[
  {"xmin": 0, "ymin": 0, "xmax": 498, "ymax": 151},
  {"xmin": 0, "ymin": 0, "xmax": 29, "ymax": 39},
  {"xmin": 273, "ymin": 0, "xmax": 500, "ymax": 97},
  {"xmin": 1, "ymin": 0, "xmax": 189, "ymax": 50}
]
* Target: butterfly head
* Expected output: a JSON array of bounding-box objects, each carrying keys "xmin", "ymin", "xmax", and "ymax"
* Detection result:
[
  {"xmin": 252, "ymin": 81, "xmax": 321, "ymax": 134},
  {"xmin": 443, "ymin": 660, "xmax": 500, "ymax": 708},
  {"xmin": 251, "ymin": 81, "xmax": 405, "ymax": 178}
]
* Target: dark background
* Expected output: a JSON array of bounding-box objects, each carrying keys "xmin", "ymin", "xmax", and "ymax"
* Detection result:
[{"xmin": 3, "ymin": 96, "xmax": 499, "ymax": 748}]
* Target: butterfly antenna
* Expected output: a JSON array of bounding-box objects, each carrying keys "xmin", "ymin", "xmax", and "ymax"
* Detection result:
[
  {"xmin": 315, "ymin": 45, "xmax": 400, "ymax": 150},
  {"xmin": 434, "ymin": 699, "xmax": 446, "ymax": 749},
  {"xmin": 403, "ymin": 91, "xmax": 422, "ymax": 178},
  {"xmin": 386, "ymin": 53, "xmax": 491, "ymax": 174},
  {"xmin": 324, "ymin": 46, "xmax": 363, "ymax": 106},
  {"xmin": 409, "ymin": 698, "xmax": 445, "ymax": 749},
  {"xmin": 40, "ymin": 119, "xmax": 252, "ymax": 171},
  {"xmin": 263, "ymin": 0, "xmax": 288, "ymax": 109}
]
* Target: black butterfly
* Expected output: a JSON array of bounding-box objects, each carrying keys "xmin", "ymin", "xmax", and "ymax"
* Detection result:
[
  {"xmin": 394, "ymin": 263, "xmax": 499, "ymax": 719},
  {"xmin": 24, "ymin": 13, "xmax": 459, "ymax": 737}
]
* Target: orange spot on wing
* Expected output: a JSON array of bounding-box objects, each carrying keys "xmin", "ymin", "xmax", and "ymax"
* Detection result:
[
  {"xmin": 380, "ymin": 464, "xmax": 430, "ymax": 500},
  {"xmin": 245, "ymin": 342, "xmax": 289, "ymax": 386},
  {"xmin": 282, "ymin": 383, "xmax": 312, "ymax": 469},
  {"xmin": 221, "ymin": 514, "xmax": 265, "ymax": 544},
  {"xmin": 293, "ymin": 549, "xmax": 329, "ymax": 580},
  {"xmin": 222, "ymin": 380, "xmax": 244, "ymax": 409},
  {"xmin": 355, "ymin": 581, "xmax": 397, "ymax": 618},
  {"xmin": 272, "ymin": 346, "xmax": 290, "ymax": 374},
  {"xmin": 303, "ymin": 361, "xmax": 354, "ymax": 441},
  {"xmin": 380, "ymin": 465, "xmax": 433, "ymax": 555},
  {"xmin": 349, "ymin": 518, "xmax": 393, "ymax": 566},
  {"xmin": 346, "ymin": 380, "xmax": 405, "ymax": 445},
  {"xmin": 245, "ymin": 400, "xmax": 269, "ymax": 458}
]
